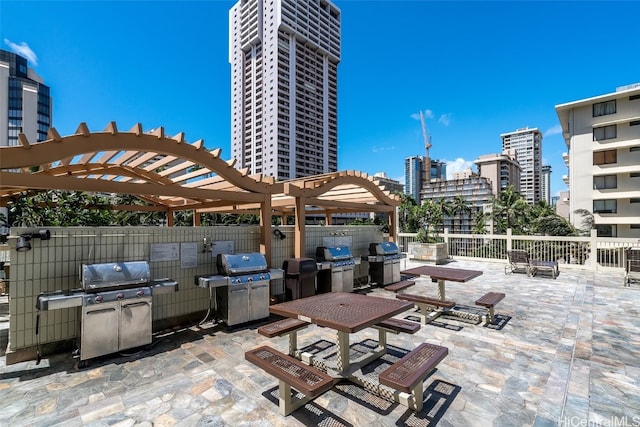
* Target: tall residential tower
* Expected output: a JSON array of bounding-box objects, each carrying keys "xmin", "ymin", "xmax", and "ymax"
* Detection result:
[
  {"xmin": 0, "ymin": 50, "xmax": 51, "ymax": 149},
  {"xmin": 500, "ymin": 127, "xmax": 543, "ymax": 204},
  {"xmin": 229, "ymin": 0, "xmax": 340, "ymax": 180}
]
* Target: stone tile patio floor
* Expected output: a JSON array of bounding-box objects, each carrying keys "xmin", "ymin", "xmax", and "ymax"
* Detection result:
[{"xmin": 0, "ymin": 259, "xmax": 638, "ymax": 427}]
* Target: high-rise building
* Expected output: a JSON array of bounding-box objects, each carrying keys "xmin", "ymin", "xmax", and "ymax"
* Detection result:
[
  {"xmin": 229, "ymin": 0, "xmax": 341, "ymax": 180},
  {"xmin": 420, "ymin": 175, "xmax": 494, "ymax": 233},
  {"xmin": 555, "ymin": 83, "xmax": 640, "ymax": 237},
  {"xmin": 0, "ymin": 50, "xmax": 52, "ymax": 148},
  {"xmin": 500, "ymin": 127, "xmax": 542, "ymax": 204},
  {"xmin": 541, "ymin": 165, "xmax": 552, "ymax": 205},
  {"xmin": 0, "ymin": 49, "xmax": 52, "ymax": 225},
  {"xmin": 475, "ymin": 151, "xmax": 521, "ymax": 196},
  {"xmin": 404, "ymin": 156, "xmax": 446, "ymax": 204},
  {"xmin": 404, "ymin": 156, "xmax": 423, "ymax": 203}
]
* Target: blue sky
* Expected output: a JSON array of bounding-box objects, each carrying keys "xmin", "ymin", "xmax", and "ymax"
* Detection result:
[{"xmin": 2, "ymin": 1, "xmax": 640, "ymax": 198}]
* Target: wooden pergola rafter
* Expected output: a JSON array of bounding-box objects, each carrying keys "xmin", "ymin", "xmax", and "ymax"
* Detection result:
[{"xmin": 0, "ymin": 122, "xmax": 402, "ymax": 259}]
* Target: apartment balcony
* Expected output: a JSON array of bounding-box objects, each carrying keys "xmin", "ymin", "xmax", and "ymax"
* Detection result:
[
  {"xmin": 562, "ymin": 174, "xmax": 570, "ymax": 186},
  {"xmin": 562, "ymin": 152, "xmax": 569, "ymax": 167}
]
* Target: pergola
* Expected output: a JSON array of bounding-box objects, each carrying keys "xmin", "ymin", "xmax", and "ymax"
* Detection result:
[{"xmin": 0, "ymin": 122, "xmax": 401, "ymax": 262}]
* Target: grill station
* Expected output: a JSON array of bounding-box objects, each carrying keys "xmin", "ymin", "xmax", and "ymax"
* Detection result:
[
  {"xmin": 36, "ymin": 261, "xmax": 178, "ymax": 367},
  {"xmin": 315, "ymin": 245, "xmax": 360, "ymax": 293},
  {"xmin": 367, "ymin": 242, "xmax": 406, "ymax": 286},
  {"xmin": 195, "ymin": 252, "xmax": 283, "ymax": 327}
]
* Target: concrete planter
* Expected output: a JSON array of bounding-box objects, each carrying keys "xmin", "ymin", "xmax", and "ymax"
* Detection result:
[{"xmin": 407, "ymin": 242, "xmax": 449, "ymax": 264}]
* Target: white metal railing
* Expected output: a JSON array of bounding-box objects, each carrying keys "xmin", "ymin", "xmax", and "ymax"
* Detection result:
[{"xmin": 397, "ymin": 229, "xmax": 640, "ymax": 271}]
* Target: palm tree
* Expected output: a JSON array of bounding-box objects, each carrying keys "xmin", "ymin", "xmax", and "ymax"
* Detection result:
[
  {"xmin": 492, "ymin": 186, "xmax": 530, "ymax": 234},
  {"xmin": 450, "ymin": 195, "xmax": 472, "ymax": 233}
]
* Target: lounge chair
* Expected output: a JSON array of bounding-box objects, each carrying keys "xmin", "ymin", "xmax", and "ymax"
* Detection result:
[
  {"xmin": 624, "ymin": 248, "xmax": 640, "ymax": 287},
  {"xmin": 505, "ymin": 249, "xmax": 559, "ymax": 279}
]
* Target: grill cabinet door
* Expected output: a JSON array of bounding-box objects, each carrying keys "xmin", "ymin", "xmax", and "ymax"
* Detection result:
[
  {"xmin": 119, "ymin": 299, "xmax": 152, "ymax": 351},
  {"xmin": 81, "ymin": 302, "xmax": 119, "ymax": 361},
  {"xmin": 391, "ymin": 259, "xmax": 401, "ymax": 283},
  {"xmin": 249, "ymin": 281, "xmax": 270, "ymax": 321},
  {"xmin": 221, "ymin": 284, "xmax": 249, "ymax": 326}
]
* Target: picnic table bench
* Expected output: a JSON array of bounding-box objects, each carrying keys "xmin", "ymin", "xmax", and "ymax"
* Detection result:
[
  {"xmin": 257, "ymin": 318, "xmax": 309, "ymax": 356},
  {"xmin": 379, "ymin": 342, "xmax": 448, "ymax": 412},
  {"xmin": 245, "ymin": 346, "xmax": 334, "ymax": 416},
  {"xmin": 383, "ymin": 279, "xmax": 416, "ymax": 293},
  {"xmin": 396, "ymin": 293, "xmax": 456, "ymax": 324},
  {"xmin": 475, "ymin": 292, "xmax": 505, "ymax": 324},
  {"xmin": 372, "ymin": 317, "xmax": 420, "ymax": 348}
]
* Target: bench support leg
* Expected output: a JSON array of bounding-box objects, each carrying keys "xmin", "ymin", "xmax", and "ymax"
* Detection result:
[
  {"xmin": 278, "ymin": 381, "xmax": 311, "ymax": 416},
  {"xmin": 288, "ymin": 331, "xmax": 298, "ymax": 356},
  {"xmin": 486, "ymin": 306, "xmax": 495, "ymax": 324},
  {"xmin": 414, "ymin": 303, "xmax": 442, "ymax": 325}
]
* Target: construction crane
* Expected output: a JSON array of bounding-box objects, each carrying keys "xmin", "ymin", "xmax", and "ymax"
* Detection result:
[{"xmin": 419, "ymin": 110, "xmax": 432, "ymax": 158}]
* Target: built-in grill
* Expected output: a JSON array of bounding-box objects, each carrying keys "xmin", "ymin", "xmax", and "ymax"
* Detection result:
[
  {"xmin": 315, "ymin": 245, "xmax": 359, "ymax": 293},
  {"xmin": 36, "ymin": 261, "xmax": 178, "ymax": 366},
  {"xmin": 195, "ymin": 252, "xmax": 283, "ymax": 326},
  {"xmin": 367, "ymin": 242, "xmax": 406, "ymax": 286}
]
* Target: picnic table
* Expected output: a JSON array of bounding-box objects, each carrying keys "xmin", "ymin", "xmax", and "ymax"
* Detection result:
[
  {"xmin": 400, "ymin": 265, "xmax": 484, "ymax": 323},
  {"xmin": 269, "ymin": 292, "xmax": 413, "ymax": 375},
  {"xmin": 400, "ymin": 265, "xmax": 483, "ymax": 300}
]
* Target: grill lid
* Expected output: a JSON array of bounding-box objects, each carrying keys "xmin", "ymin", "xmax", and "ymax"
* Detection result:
[
  {"xmin": 369, "ymin": 242, "xmax": 399, "ymax": 256},
  {"xmin": 316, "ymin": 245, "xmax": 353, "ymax": 261},
  {"xmin": 81, "ymin": 261, "xmax": 151, "ymax": 291},
  {"xmin": 217, "ymin": 252, "xmax": 268, "ymax": 276}
]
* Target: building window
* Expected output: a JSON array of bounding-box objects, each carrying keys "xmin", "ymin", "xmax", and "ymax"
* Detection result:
[
  {"xmin": 630, "ymin": 198, "xmax": 640, "ymax": 203},
  {"xmin": 631, "ymin": 224, "xmax": 640, "ymax": 229},
  {"xmin": 596, "ymin": 224, "xmax": 616, "ymax": 237},
  {"xmin": 593, "ymin": 149, "xmax": 617, "ymax": 165},
  {"xmin": 594, "ymin": 175, "xmax": 617, "ymax": 189},
  {"xmin": 592, "ymin": 100, "xmax": 616, "ymax": 116},
  {"xmin": 631, "ymin": 146, "xmax": 640, "ymax": 152},
  {"xmin": 593, "ymin": 199, "xmax": 617, "ymax": 214},
  {"xmin": 631, "ymin": 173, "xmax": 640, "ymax": 178},
  {"xmin": 630, "ymin": 94, "xmax": 640, "ymax": 101},
  {"xmin": 631, "ymin": 120, "xmax": 640, "ymax": 127},
  {"xmin": 593, "ymin": 125, "xmax": 617, "ymax": 141}
]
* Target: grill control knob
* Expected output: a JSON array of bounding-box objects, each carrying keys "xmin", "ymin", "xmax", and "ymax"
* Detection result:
[
  {"xmin": 247, "ymin": 277, "xmax": 253, "ymax": 282},
  {"xmin": 95, "ymin": 295, "xmax": 103, "ymax": 303},
  {"xmin": 137, "ymin": 290, "xmax": 144, "ymax": 297},
  {"xmin": 234, "ymin": 278, "xmax": 241, "ymax": 284},
  {"xmin": 117, "ymin": 293, "xmax": 124, "ymax": 299}
]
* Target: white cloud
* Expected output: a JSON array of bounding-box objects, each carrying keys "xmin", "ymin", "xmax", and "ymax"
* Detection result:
[
  {"xmin": 4, "ymin": 39, "xmax": 38, "ymax": 65},
  {"xmin": 438, "ymin": 113, "xmax": 452, "ymax": 126},
  {"xmin": 371, "ymin": 145, "xmax": 395, "ymax": 153},
  {"xmin": 410, "ymin": 109, "xmax": 435, "ymax": 121},
  {"xmin": 444, "ymin": 157, "xmax": 474, "ymax": 179},
  {"xmin": 544, "ymin": 124, "xmax": 563, "ymax": 137}
]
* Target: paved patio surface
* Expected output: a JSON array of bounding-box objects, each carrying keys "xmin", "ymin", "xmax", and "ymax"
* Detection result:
[{"xmin": 0, "ymin": 259, "xmax": 638, "ymax": 426}]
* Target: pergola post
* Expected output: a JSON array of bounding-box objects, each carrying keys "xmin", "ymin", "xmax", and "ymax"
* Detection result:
[
  {"xmin": 193, "ymin": 210, "xmax": 201, "ymax": 226},
  {"xmin": 294, "ymin": 196, "xmax": 306, "ymax": 258},
  {"xmin": 167, "ymin": 209, "xmax": 174, "ymax": 227},
  {"xmin": 261, "ymin": 195, "xmax": 273, "ymax": 265},
  {"xmin": 388, "ymin": 207, "xmax": 396, "ymax": 242},
  {"xmin": 325, "ymin": 210, "xmax": 333, "ymax": 225}
]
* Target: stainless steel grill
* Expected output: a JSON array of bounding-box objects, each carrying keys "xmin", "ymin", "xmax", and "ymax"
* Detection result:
[
  {"xmin": 315, "ymin": 245, "xmax": 359, "ymax": 293},
  {"xmin": 195, "ymin": 252, "xmax": 283, "ymax": 327},
  {"xmin": 367, "ymin": 242, "xmax": 406, "ymax": 286},
  {"xmin": 36, "ymin": 261, "xmax": 178, "ymax": 366}
]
